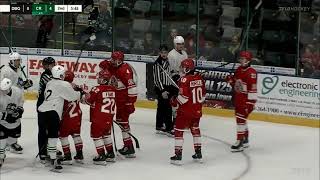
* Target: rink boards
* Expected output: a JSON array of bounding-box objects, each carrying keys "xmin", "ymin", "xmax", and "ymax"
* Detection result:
[{"xmin": 0, "ymin": 53, "xmax": 319, "ymax": 128}]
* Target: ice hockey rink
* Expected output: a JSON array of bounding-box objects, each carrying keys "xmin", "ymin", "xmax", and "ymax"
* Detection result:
[{"xmin": 0, "ymin": 101, "xmax": 319, "ymax": 180}]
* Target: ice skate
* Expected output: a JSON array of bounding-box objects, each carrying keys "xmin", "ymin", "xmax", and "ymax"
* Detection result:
[
  {"xmin": 74, "ymin": 150, "xmax": 84, "ymax": 164},
  {"xmin": 155, "ymin": 127, "xmax": 166, "ymax": 135},
  {"xmin": 170, "ymin": 153, "xmax": 182, "ymax": 166},
  {"xmin": 105, "ymin": 151, "xmax": 116, "ymax": 162},
  {"xmin": 10, "ymin": 143, "xmax": 23, "ymax": 154},
  {"xmin": 231, "ymin": 140, "xmax": 244, "ymax": 152},
  {"xmin": 118, "ymin": 145, "xmax": 136, "ymax": 158},
  {"xmin": 192, "ymin": 148, "xmax": 203, "ymax": 163},
  {"xmin": 93, "ymin": 154, "xmax": 107, "ymax": 166},
  {"xmin": 50, "ymin": 159, "xmax": 63, "ymax": 173},
  {"xmin": 243, "ymin": 137, "xmax": 249, "ymax": 148},
  {"xmin": 60, "ymin": 153, "xmax": 73, "ymax": 165},
  {"xmin": 165, "ymin": 130, "xmax": 174, "ymax": 138}
]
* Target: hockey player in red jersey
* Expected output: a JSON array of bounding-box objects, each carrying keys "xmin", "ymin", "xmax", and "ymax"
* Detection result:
[
  {"xmin": 108, "ymin": 51, "xmax": 138, "ymax": 158},
  {"xmin": 169, "ymin": 59, "xmax": 206, "ymax": 165},
  {"xmin": 226, "ymin": 51, "xmax": 257, "ymax": 152},
  {"xmin": 59, "ymin": 71, "xmax": 84, "ymax": 164},
  {"xmin": 83, "ymin": 69, "xmax": 117, "ymax": 165}
]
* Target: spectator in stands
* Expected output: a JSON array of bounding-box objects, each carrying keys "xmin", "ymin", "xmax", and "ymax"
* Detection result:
[
  {"xmin": 228, "ymin": 34, "xmax": 241, "ymax": 55},
  {"xmin": 184, "ymin": 24, "xmax": 205, "ymax": 58},
  {"xmin": 302, "ymin": 44, "xmax": 320, "ymax": 71},
  {"xmin": 301, "ymin": 44, "xmax": 320, "ymax": 78},
  {"xmin": 36, "ymin": 15, "xmax": 54, "ymax": 48},
  {"xmin": 93, "ymin": 0, "xmax": 112, "ymax": 48},
  {"xmin": 143, "ymin": 32, "xmax": 157, "ymax": 55},
  {"xmin": 199, "ymin": 41, "xmax": 215, "ymax": 61},
  {"xmin": 165, "ymin": 28, "xmax": 178, "ymax": 50}
]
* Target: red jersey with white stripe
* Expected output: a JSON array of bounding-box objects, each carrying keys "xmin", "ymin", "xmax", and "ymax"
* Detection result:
[
  {"xmin": 85, "ymin": 85, "xmax": 116, "ymax": 122},
  {"xmin": 233, "ymin": 66, "xmax": 257, "ymax": 108},
  {"xmin": 113, "ymin": 63, "xmax": 137, "ymax": 104},
  {"xmin": 176, "ymin": 74, "xmax": 206, "ymax": 118}
]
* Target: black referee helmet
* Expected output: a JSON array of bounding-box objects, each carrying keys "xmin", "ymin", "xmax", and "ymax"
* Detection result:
[{"xmin": 42, "ymin": 57, "xmax": 56, "ymax": 66}]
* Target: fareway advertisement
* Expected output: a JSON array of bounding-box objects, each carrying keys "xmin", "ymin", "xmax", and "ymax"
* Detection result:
[
  {"xmin": 0, "ymin": 54, "xmax": 146, "ymax": 99},
  {"xmin": 256, "ymin": 74, "xmax": 320, "ymax": 120}
]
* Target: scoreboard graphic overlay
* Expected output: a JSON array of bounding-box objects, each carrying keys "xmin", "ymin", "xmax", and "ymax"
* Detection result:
[{"xmin": 0, "ymin": 3, "xmax": 82, "ymax": 15}]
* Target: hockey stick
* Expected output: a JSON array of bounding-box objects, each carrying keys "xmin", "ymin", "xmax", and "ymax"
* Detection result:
[
  {"xmin": 73, "ymin": 34, "xmax": 96, "ymax": 72},
  {"xmin": 0, "ymin": 25, "xmax": 13, "ymax": 53},
  {"xmin": 20, "ymin": 66, "xmax": 28, "ymax": 79},
  {"xmin": 230, "ymin": 0, "xmax": 263, "ymax": 71},
  {"xmin": 0, "ymin": 25, "xmax": 30, "ymax": 79},
  {"xmin": 113, "ymin": 120, "xmax": 140, "ymax": 149},
  {"xmin": 193, "ymin": 0, "xmax": 263, "ymax": 72},
  {"xmin": 157, "ymin": 63, "xmax": 179, "ymax": 89},
  {"xmin": 112, "ymin": 122, "xmax": 118, "ymax": 152}
]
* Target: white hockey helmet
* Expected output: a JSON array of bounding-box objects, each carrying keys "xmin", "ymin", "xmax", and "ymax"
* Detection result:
[
  {"xmin": 0, "ymin": 78, "xmax": 13, "ymax": 91},
  {"xmin": 173, "ymin": 36, "xmax": 184, "ymax": 44},
  {"xmin": 51, "ymin": 65, "xmax": 65, "ymax": 80},
  {"xmin": 9, "ymin": 52, "xmax": 22, "ymax": 68}
]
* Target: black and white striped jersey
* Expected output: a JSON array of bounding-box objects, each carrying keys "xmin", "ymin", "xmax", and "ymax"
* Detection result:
[{"xmin": 153, "ymin": 56, "xmax": 172, "ymax": 91}]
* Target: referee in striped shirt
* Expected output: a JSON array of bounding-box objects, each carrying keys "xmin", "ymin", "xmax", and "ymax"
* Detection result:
[
  {"xmin": 153, "ymin": 45, "xmax": 177, "ymax": 135},
  {"xmin": 36, "ymin": 57, "xmax": 56, "ymax": 160}
]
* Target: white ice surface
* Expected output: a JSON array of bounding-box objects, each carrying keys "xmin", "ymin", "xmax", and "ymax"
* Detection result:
[{"xmin": 0, "ymin": 101, "xmax": 319, "ymax": 180}]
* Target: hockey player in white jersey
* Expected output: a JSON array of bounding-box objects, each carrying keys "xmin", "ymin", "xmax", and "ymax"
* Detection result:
[
  {"xmin": 0, "ymin": 52, "xmax": 33, "ymax": 90},
  {"xmin": 38, "ymin": 65, "xmax": 84, "ymax": 172},
  {"xmin": 0, "ymin": 52, "xmax": 33, "ymax": 153},
  {"xmin": 168, "ymin": 36, "xmax": 188, "ymax": 81},
  {"xmin": 167, "ymin": 36, "xmax": 188, "ymax": 129},
  {"xmin": 0, "ymin": 78, "xmax": 24, "ymax": 168}
]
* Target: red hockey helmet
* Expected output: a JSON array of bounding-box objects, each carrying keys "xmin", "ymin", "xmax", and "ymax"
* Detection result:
[
  {"xmin": 97, "ymin": 69, "xmax": 112, "ymax": 85},
  {"xmin": 239, "ymin": 51, "xmax": 253, "ymax": 61},
  {"xmin": 99, "ymin": 59, "xmax": 111, "ymax": 70},
  {"xmin": 64, "ymin": 70, "xmax": 75, "ymax": 83},
  {"xmin": 111, "ymin": 51, "xmax": 124, "ymax": 67},
  {"xmin": 180, "ymin": 58, "xmax": 195, "ymax": 74},
  {"xmin": 239, "ymin": 51, "xmax": 253, "ymax": 66}
]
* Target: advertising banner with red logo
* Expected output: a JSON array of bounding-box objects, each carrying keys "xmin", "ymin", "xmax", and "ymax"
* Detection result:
[{"xmin": 0, "ymin": 54, "xmax": 147, "ymax": 99}]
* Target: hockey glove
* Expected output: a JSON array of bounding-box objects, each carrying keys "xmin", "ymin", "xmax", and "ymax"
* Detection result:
[
  {"xmin": 225, "ymin": 75, "xmax": 234, "ymax": 84},
  {"xmin": 13, "ymin": 106, "xmax": 24, "ymax": 119},
  {"xmin": 23, "ymin": 79, "xmax": 33, "ymax": 89},
  {"xmin": 5, "ymin": 113, "xmax": 18, "ymax": 123},
  {"xmin": 125, "ymin": 103, "xmax": 135, "ymax": 114},
  {"xmin": 161, "ymin": 91, "xmax": 169, "ymax": 99},
  {"xmin": 74, "ymin": 86, "xmax": 86, "ymax": 97},
  {"xmin": 6, "ymin": 104, "xmax": 23, "ymax": 119},
  {"xmin": 245, "ymin": 102, "xmax": 255, "ymax": 115},
  {"xmin": 170, "ymin": 97, "xmax": 178, "ymax": 108},
  {"xmin": 6, "ymin": 103, "xmax": 17, "ymax": 115},
  {"xmin": 172, "ymin": 74, "xmax": 180, "ymax": 83},
  {"xmin": 0, "ymin": 112, "xmax": 15, "ymax": 123}
]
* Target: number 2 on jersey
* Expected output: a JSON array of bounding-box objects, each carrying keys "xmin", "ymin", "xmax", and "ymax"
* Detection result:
[
  {"xmin": 45, "ymin": 90, "xmax": 52, "ymax": 100},
  {"xmin": 101, "ymin": 92, "xmax": 116, "ymax": 114},
  {"xmin": 69, "ymin": 102, "xmax": 80, "ymax": 118},
  {"xmin": 191, "ymin": 87, "xmax": 203, "ymax": 104}
]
